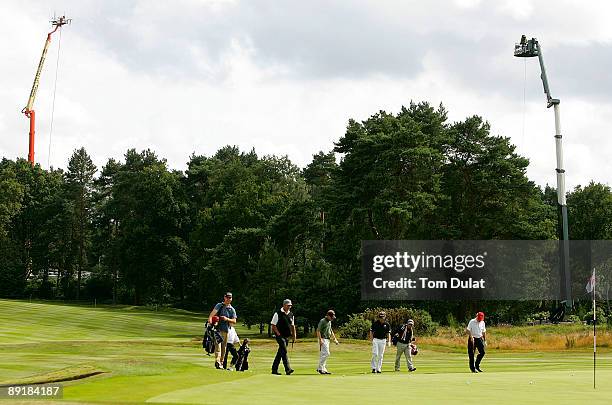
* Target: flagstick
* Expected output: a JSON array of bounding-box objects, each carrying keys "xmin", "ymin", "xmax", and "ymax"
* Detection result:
[
  {"xmin": 593, "ymin": 267, "xmax": 596, "ymax": 390},
  {"xmin": 593, "ymin": 295, "xmax": 596, "ymax": 389}
]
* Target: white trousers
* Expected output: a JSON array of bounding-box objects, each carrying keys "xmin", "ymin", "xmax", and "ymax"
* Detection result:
[
  {"xmin": 318, "ymin": 338, "xmax": 330, "ymax": 371},
  {"xmin": 371, "ymin": 338, "xmax": 387, "ymax": 372}
]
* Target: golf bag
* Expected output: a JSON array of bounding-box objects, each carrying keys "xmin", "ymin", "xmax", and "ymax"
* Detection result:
[
  {"xmin": 234, "ymin": 339, "xmax": 250, "ymax": 371},
  {"xmin": 410, "ymin": 343, "xmax": 418, "ymax": 356},
  {"xmin": 549, "ymin": 304, "xmax": 565, "ymax": 324},
  {"xmin": 410, "ymin": 329, "xmax": 418, "ymax": 355},
  {"xmin": 203, "ymin": 322, "xmax": 223, "ymax": 355},
  {"xmin": 223, "ymin": 342, "xmax": 239, "ymax": 369}
]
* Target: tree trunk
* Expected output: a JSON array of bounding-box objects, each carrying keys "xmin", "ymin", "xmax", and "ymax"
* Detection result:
[
  {"xmin": 112, "ymin": 263, "xmax": 117, "ymax": 305},
  {"xmin": 179, "ymin": 265, "xmax": 185, "ymax": 307},
  {"xmin": 368, "ymin": 209, "xmax": 381, "ymax": 239},
  {"xmin": 76, "ymin": 190, "xmax": 85, "ymax": 300},
  {"xmin": 23, "ymin": 239, "xmax": 32, "ymax": 282}
]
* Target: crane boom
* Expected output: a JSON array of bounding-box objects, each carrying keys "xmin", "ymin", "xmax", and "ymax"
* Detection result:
[
  {"xmin": 514, "ymin": 35, "xmax": 571, "ymax": 308},
  {"xmin": 22, "ymin": 15, "xmax": 70, "ymax": 165}
]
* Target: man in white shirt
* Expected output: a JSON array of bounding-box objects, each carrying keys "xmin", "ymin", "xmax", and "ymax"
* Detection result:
[
  {"xmin": 466, "ymin": 311, "xmax": 487, "ymax": 373},
  {"xmin": 223, "ymin": 326, "xmax": 240, "ymax": 369},
  {"xmin": 270, "ymin": 299, "xmax": 296, "ymax": 375}
]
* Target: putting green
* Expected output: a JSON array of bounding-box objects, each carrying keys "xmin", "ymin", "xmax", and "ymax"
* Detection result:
[
  {"xmin": 0, "ymin": 300, "xmax": 610, "ymax": 404},
  {"xmin": 148, "ymin": 369, "xmax": 611, "ymax": 405}
]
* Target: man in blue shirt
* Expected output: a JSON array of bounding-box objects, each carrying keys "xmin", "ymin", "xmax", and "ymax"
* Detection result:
[{"xmin": 208, "ymin": 292, "xmax": 237, "ymax": 369}]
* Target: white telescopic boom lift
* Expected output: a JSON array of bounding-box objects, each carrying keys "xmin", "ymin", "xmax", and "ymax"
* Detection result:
[{"xmin": 514, "ymin": 35, "xmax": 571, "ymax": 309}]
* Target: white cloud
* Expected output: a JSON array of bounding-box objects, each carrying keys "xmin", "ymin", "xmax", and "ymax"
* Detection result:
[
  {"xmin": 496, "ymin": 0, "xmax": 534, "ymax": 21},
  {"xmin": 1, "ymin": 0, "xmax": 610, "ymax": 191},
  {"xmin": 454, "ymin": 0, "xmax": 483, "ymax": 8}
]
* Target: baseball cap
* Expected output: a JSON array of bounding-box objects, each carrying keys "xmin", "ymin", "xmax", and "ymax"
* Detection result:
[
  {"xmin": 224, "ymin": 292, "xmax": 233, "ymax": 298},
  {"xmin": 476, "ymin": 312, "xmax": 485, "ymax": 320},
  {"xmin": 327, "ymin": 310, "xmax": 336, "ymax": 319},
  {"xmin": 407, "ymin": 319, "xmax": 414, "ymax": 325},
  {"xmin": 283, "ymin": 299, "xmax": 293, "ymax": 306}
]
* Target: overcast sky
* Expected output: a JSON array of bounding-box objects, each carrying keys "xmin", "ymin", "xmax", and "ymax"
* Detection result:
[{"xmin": 2, "ymin": 0, "xmax": 611, "ymax": 189}]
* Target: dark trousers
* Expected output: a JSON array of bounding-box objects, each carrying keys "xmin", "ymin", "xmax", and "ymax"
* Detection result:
[
  {"xmin": 272, "ymin": 336, "xmax": 291, "ymax": 372},
  {"xmin": 468, "ymin": 337, "xmax": 485, "ymax": 371},
  {"xmin": 223, "ymin": 343, "xmax": 238, "ymax": 369}
]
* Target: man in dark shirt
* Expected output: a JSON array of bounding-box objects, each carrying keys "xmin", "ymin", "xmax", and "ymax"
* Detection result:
[
  {"xmin": 393, "ymin": 319, "xmax": 416, "ymax": 372},
  {"xmin": 270, "ymin": 299, "xmax": 297, "ymax": 375},
  {"xmin": 368, "ymin": 311, "xmax": 391, "ymax": 373}
]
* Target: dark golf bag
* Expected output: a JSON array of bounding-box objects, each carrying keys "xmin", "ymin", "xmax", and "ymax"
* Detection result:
[
  {"xmin": 223, "ymin": 342, "xmax": 239, "ymax": 369},
  {"xmin": 203, "ymin": 322, "xmax": 223, "ymax": 355},
  {"xmin": 234, "ymin": 339, "xmax": 250, "ymax": 371}
]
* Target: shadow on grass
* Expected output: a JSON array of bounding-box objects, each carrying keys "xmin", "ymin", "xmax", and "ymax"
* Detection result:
[{"xmin": 0, "ymin": 365, "xmax": 107, "ymax": 386}]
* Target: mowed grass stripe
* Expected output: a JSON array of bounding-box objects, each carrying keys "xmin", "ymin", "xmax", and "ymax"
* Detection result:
[
  {"xmin": 12, "ymin": 309, "xmax": 198, "ymax": 329},
  {"xmin": 0, "ymin": 300, "xmax": 205, "ymax": 343}
]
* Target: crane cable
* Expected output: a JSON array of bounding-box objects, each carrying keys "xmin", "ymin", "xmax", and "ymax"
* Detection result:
[{"xmin": 47, "ymin": 27, "xmax": 63, "ymax": 169}]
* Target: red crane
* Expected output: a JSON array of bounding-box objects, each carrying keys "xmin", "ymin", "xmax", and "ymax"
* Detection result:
[{"xmin": 22, "ymin": 15, "xmax": 70, "ymax": 166}]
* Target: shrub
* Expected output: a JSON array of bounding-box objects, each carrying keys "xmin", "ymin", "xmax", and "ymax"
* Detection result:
[
  {"xmin": 361, "ymin": 307, "xmax": 437, "ymax": 336},
  {"xmin": 446, "ymin": 313, "xmax": 458, "ymax": 329},
  {"xmin": 584, "ymin": 308, "xmax": 607, "ymax": 325},
  {"xmin": 338, "ymin": 314, "xmax": 372, "ymax": 339},
  {"xmin": 526, "ymin": 311, "xmax": 550, "ymax": 324}
]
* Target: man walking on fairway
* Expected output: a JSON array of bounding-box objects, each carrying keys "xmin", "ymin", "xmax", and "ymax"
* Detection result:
[
  {"xmin": 394, "ymin": 319, "xmax": 416, "ymax": 372},
  {"xmin": 369, "ymin": 311, "xmax": 391, "ymax": 373},
  {"xmin": 270, "ymin": 299, "xmax": 296, "ymax": 375},
  {"xmin": 466, "ymin": 311, "xmax": 487, "ymax": 372},
  {"xmin": 208, "ymin": 292, "xmax": 237, "ymax": 369},
  {"xmin": 316, "ymin": 310, "xmax": 339, "ymax": 374}
]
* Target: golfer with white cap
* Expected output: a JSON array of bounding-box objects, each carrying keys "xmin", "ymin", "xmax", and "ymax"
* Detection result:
[
  {"xmin": 393, "ymin": 319, "xmax": 417, "ymax": 372},
  {"xmin": 270, "ymin": 299, "xmax": 296, "ymax": 375}
]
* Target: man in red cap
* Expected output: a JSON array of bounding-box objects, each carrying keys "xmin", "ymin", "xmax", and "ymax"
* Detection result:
[{"xmin": 466, "ymin": 312, "xmax": 487, "ymax": 372}]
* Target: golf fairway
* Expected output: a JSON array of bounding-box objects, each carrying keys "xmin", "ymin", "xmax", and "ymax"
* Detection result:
[{"xmin": 1, "ymin": 300, "xmax": 610, "ymax": 404}]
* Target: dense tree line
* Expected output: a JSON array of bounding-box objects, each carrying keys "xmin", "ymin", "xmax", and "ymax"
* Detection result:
[{"xmin": 1, "ymin": 102, "xmax": 611, "ymax": 328}]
